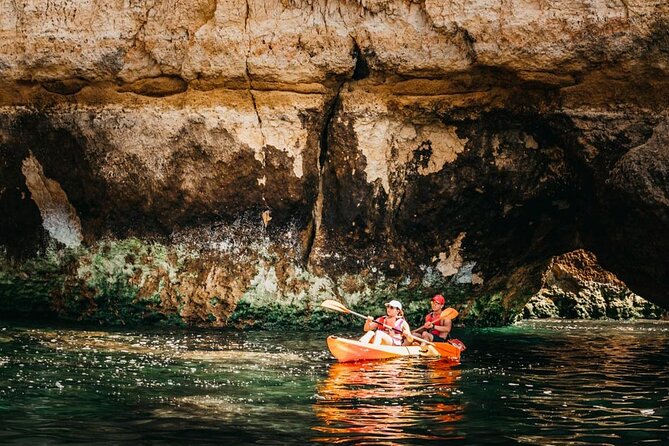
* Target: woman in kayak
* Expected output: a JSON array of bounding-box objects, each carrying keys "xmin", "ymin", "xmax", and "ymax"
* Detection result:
[
  {"xmin": 359, "ymin": 299, "xmax": 412, "ymax": 346},
  {"xmin": 417, "ymin": 294, "xmax": 451, "ymax": 342}
]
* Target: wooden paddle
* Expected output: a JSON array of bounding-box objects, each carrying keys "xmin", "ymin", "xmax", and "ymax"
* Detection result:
[
  {"xmin": 320, "ymin": 299, "xmax": 457, "ymax": 357},
  {"xmin": 411, "ymin": 307, "xmax": 459, "ymax": 334}
]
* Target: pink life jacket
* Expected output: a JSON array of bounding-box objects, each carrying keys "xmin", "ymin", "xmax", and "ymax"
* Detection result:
[{"xmin": 376, "ymin": 316, "xmax": 405, "ymax": 346}]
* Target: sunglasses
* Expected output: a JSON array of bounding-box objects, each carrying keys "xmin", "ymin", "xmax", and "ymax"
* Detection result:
[{"xmin": 386, "ymin": 306, "xmax": 399, "ymax": 310}]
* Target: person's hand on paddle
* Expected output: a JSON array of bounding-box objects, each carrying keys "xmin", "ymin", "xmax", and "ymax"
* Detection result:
[{"xmin": 364, "ymin": 315, "xmax": 379, "ymax": 331}]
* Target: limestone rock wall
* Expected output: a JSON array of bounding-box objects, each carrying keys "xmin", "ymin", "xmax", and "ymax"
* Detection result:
[
  {"xmin": 524, "ymin": 250, "xmax": 667, "ymax": 320},
  {"xmin": 1, "ymin": 0, "xmax": 668, "ymax": 326}
]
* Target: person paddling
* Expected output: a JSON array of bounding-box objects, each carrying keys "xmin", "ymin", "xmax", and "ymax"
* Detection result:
[
  {"xmin": 360, "ymin": 299, "xmax": 412, "ymax": 346},
  {"xmin": 417, "ymin": 294, "xmax": 451, "ymax": 342}
]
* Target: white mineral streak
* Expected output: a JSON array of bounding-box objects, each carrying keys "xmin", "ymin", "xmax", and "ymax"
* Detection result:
[
  {"xmin": 417, "ymin": 127, "xmax": 469, "ymax": 175},
  {"xmin": 348, "ymin": 92, "xmax": 468, "ymax": 193},
  {"xmin": 355, "ymin": 116, "xmax": 393, "ymax": 192},
  {"xmin": 454, "ymin": 261, "xmax": 484, "ymax": 285},
  {"xmin": 254, "ymin": 91, "xmax": 318, "ymax": 178},
  {"xmin": 436, "ymin": 232, "xmax": 467, "ymax": 278},
  {"xmin": 21, "ymin": 154, "xmax": 83, "ymax": 247}
]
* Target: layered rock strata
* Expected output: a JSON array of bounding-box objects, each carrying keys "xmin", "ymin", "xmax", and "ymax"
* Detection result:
[{"xmin": 1, "ymin": 0, "xmax": 668, "ymax": 326}]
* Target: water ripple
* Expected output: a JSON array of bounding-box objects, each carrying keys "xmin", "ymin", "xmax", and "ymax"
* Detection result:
[{"xmin": 1, "ymin": 320, "xmax": 668, "ymax": 444}]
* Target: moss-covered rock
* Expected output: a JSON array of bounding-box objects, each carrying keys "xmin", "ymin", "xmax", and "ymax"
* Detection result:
[
  {"xmin": 523, "ymin": 295, "xmax": 559, "ymax": 319},
  {"xmin": 3, "ymin": 240, "xmax": 664, "ymax": 330}
]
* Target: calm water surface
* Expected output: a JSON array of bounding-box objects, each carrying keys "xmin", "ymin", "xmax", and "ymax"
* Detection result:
[{"xmin": 0, "ymin": 319, "xmax": 667, "ymax": 445}]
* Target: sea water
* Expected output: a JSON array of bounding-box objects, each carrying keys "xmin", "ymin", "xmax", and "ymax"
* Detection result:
[{"xmin": 0, "ymin": 319, "xmax": 667, "ymax": 444}]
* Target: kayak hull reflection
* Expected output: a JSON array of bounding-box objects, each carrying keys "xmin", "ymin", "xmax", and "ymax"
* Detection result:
[{"xmin": 326, "ymin": 335, "xmax": 461, "ymax": 363}]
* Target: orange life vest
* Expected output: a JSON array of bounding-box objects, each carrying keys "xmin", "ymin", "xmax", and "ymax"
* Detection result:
[{"xmin": 425, "ymin": 312, "xmax": 445, "ymax": 337}]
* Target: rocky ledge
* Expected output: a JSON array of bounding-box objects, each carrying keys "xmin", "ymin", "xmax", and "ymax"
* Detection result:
[
  {"xmin": 524, "ymin": 250, "xmax": 667, "ymax": 321},
  {"xmin": 1, "ymin": 1, "xmax": 668, "ymax": 327}
]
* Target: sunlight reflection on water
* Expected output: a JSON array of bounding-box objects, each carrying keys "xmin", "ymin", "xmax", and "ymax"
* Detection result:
[
  {"xmin": 0, "ymin": 320, "xmax": 668, "ymax": 444},
  {"xmin": 312, "ymin": 359, "xmax": 463, "ymax": 444}
]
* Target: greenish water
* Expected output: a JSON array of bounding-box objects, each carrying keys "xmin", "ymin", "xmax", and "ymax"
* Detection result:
[{"xmin": 0, "ymin": 319, "xmax": 667, "ymax": 445}]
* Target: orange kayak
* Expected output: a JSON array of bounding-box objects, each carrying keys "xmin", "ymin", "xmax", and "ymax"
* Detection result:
[{"xmin": 326, "ymin": 335, "xmax": 463, "ymax": 363}]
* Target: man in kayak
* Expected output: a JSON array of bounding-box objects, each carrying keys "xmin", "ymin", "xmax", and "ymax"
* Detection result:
[
  {"xmin": 416, "ymin": 294, "xmax": 451, "ymax": 342},
  {"xmin": 360, "ymin": 299, "xmax": 412, "ymax": 346}
]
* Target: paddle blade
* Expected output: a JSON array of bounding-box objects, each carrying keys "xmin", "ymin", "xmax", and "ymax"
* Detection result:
[
  {"xmin": 320, "ymin": 299, "xmax": 351, "ymax": 314},
  {"xmin": 439, "ymin": 307, "xmax": 459, "ymax": 321}
]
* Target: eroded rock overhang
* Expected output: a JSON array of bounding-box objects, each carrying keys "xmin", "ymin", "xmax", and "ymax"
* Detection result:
[{"xmin": 1, "ymin": 0, "xmax": 668, "ymax": 320}]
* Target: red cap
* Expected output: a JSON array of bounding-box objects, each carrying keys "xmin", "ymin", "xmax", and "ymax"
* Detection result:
[{"xmin": 432, "ymin": 294, "xmax": 445, "ymax": 305}]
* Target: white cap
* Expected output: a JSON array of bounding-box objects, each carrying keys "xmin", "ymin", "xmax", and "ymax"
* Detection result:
[{"xmin": 384, "ymin": 300, "xmax": 403, "ymax": 310}]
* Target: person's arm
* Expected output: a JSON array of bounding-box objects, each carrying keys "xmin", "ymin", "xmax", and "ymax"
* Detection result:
[
  {"xmin": 432, "ymin": 318, "xmax": 452, "ymax": 337},
  {"xmin": 401, "ymin": 320, "xmax": 412, "ymax": 339},
  {"xmin": 364, "ymin": 316, "xmax": 380, "ymax": 332}
]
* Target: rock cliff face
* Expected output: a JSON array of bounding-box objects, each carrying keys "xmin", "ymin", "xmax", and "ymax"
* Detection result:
[{"xmin": 1, "ymin": 0, "xmax": 668, "ymax": 326}]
